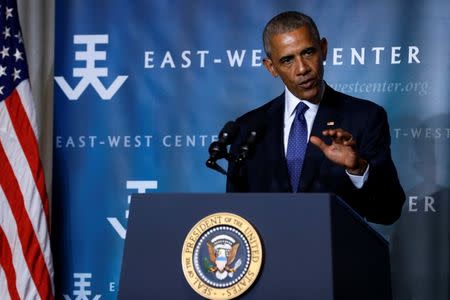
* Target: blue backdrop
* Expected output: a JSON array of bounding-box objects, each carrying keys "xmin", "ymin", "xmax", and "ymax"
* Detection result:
[{"xmin": 53, "ymin": 1, "xmax": 449, "ymax": 299}]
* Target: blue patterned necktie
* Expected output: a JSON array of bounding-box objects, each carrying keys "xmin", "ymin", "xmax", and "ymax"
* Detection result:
[{"xmin": 286, "ymin": 102, "xmax": 309, "ymax": 192}]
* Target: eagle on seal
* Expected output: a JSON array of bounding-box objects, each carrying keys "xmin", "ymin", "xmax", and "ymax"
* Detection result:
[{"xmin": 207, "ymin": 241, "xmax": 240, "ymax": 278}]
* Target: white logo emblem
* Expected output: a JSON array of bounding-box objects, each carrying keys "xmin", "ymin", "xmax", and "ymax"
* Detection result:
[
  {"xmin": 55, "ymin": 34, "xmax": 128, "ymax": 100},
  {"xmin": 63, "ymin": 273, "xmax": 101, "ymax": 300},
  {"xmin": 107, "ymin": 180, "xmax": 158, "ymax": 239}
]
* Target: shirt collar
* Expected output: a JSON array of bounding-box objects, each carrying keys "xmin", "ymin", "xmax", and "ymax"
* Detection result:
[{"xmin": 284, "ymin": 86, "xmax": 320, "ymax": 117}]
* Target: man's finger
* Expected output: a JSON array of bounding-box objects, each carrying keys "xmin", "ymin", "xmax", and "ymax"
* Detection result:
[
  {"xmin": 343, "ymin": 139, "xmax": 356, "ymax": 147},
  {"xmin": 324, "ymin": 128, "xmax": 353, "ymax": 143},
  {"xmin": 322, "ymin": 128, "xmax": 346, "ymax": 137},
  {"xmin": 310, "ymin": 135, "xmax": 328, "ymax": 152},
  {"xmin": 340, "ymin": 131, "xmax": 353, "ymax": 141},
  {"xmin": 322, "ymin": 129, "xmax": 336, "ymax": 136}
]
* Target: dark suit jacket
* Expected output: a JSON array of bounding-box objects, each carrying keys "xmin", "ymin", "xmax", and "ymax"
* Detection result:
[{"xmin": 226, "ymin": 85, "xmax": 405, "ymax": 225}]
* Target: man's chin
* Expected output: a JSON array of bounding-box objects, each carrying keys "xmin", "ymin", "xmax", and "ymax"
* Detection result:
[{"xmin": 296, "ymin": 87, "xmax": 320, "ymax": 103}]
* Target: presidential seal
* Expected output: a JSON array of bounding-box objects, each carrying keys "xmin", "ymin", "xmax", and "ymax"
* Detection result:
[{"xmin": 181, "ymin": 212, "xmax": 263, "ymax": 299}]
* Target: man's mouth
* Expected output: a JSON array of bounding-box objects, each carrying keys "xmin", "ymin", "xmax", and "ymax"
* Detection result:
[{"xmin": 298, "ymin": 78, "xmax": 315, "ymax": 89}]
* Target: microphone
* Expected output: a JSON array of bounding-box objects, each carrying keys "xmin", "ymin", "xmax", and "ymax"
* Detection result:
[
  {"xmin": 235, "ymin": 124, "xmax": 265, "ymax": 165},
  {"xmin": 217, "ymin": 121, "xmax": 239, "ymax": 145},
  {"xmin": 206, "ymin": 121, "xmax": 239, "ymax": 174}
]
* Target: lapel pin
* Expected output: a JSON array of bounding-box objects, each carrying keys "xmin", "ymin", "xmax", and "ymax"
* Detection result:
[{"xmin": 327, "ymin": 121, "xmax": 335, "ymax": 126}]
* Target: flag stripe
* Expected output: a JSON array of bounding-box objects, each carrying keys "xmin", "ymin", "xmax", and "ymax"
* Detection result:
[
  {"xmin": 0, "ymin": 226, "xmax": 20, "ymax": 300},
  {"xmin": 0, "ymin": 186, "xmax": 39, "ymax": 300},
  {"xmin": 0, "ymin": 98, "xmax": 54, "ymax": 287},
  {"xmin": 0, "ymin": 141, "xmax": 52, "ymax": 300},
  {"xmin": 16, "ymin": 81, "xmax": 38, "ymax": 138},
  {"xmin": 5, "ymin": 85, "xmax": 50, "ymax": 222},
  {"xmin": 0, "ymin": 265, "xmax": 13, "ymax": 300}
]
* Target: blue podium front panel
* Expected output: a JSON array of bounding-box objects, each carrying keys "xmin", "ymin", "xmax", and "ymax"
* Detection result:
[{"xmin": 118, "ymin": 193, "xmax": 389, "ymax": 299}]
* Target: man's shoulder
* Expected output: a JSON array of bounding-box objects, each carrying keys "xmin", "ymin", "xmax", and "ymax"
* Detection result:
[
  {"xmin": 235, "ymin": 93, "xmax": 284, "ymax": 126},
  {"xmin": 326, "ymin": 85, "xmax": 385, "ymax": 114}
]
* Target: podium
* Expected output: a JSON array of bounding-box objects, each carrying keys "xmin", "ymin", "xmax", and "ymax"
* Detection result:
[{"xmin": 118, "ymin": 193, "xmax": 392, "ymax": 300}]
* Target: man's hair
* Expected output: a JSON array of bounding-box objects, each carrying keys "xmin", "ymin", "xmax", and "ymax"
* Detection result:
[{"xmin": 263, "ymin": 11, "xmax": 321, "ymax": 57}]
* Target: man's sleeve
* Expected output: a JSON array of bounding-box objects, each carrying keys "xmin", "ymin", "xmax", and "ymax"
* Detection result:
[
  {"xmin": 346, "ymin": 164, "xmax": 370, "ymax": 189},
  {"xmin": 351, "ymin": 106, "xmax": 405, "ymax": 224}
]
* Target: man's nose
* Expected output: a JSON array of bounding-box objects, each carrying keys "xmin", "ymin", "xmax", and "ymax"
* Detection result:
[{"xmin": 295, "ymin": 57, "xmax": 309, "ymax": 75}]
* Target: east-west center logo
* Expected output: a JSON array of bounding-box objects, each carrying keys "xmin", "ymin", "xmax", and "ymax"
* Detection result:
[{"xmin": 55, "ymin": 34, "xmax": 128, "ymax": 100}]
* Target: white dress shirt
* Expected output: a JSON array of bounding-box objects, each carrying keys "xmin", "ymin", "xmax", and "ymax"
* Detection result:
[{"xmin": 283, "ymin": 86, "xmax": 369, "ymax": 189}]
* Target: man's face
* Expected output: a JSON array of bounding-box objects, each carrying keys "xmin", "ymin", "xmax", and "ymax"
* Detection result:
[{"xmin": 263, "ymin": 26, "xmax": 327, "ymax": 103}]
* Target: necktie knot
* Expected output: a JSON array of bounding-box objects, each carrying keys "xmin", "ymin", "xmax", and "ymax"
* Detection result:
[{"xmin": 296, "ymin": 102, "xmax": 309, "ymax": 120}]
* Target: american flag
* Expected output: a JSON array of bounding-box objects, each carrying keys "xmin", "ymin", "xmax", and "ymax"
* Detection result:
[{"xmin": 0, "ymin": 0, "xmax": 54, "ymax": 299}]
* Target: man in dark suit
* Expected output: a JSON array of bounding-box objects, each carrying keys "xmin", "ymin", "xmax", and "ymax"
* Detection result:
[{"xmin": 226, "ymin": 11, "xmax": 405, "ymax": 225}]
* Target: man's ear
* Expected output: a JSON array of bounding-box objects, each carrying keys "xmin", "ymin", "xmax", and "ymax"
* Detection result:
[
  {"xmin": 263, "ymin": 57, "xmax": 278, "ymax": 77},
  {"xmin": 320, "ymin": 38, "xmax": 328, "ymax": 61}
]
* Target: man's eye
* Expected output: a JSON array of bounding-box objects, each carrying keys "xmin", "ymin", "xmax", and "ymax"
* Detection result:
[
  {"xmin": 281, "ymin": 57, "xmax": 293, "ymax": 64},
  {"xmin": 304, "ymin": 49, "xmax": 315, "ymax": 56}
]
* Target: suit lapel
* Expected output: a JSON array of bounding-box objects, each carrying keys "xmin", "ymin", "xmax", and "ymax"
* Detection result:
[
  {"xmin": 299, "ymin": 85, "xmax": 343, "ymax": 192},
  {"xmin": 264, "ymin": 94, "xmax": 291, "ymax": 191}
]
